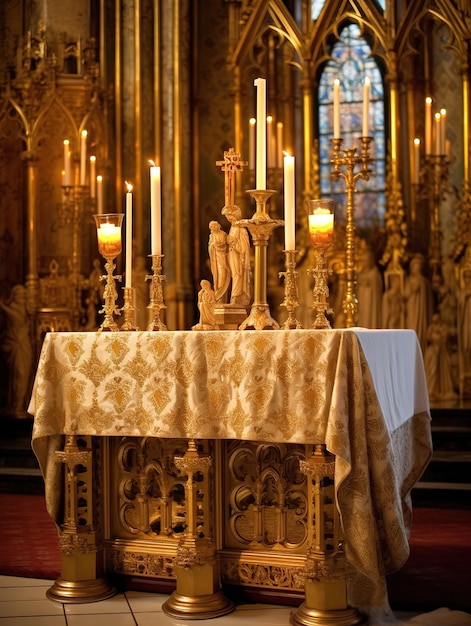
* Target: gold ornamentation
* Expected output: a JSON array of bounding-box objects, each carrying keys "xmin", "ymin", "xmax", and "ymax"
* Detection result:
[
  {"xmin": 146, "ymin": 254, "xmax": 167, "ymax": 330},
  {"xmin": 279, "ymin": 249, "xmax": 303, "ymax": 329},
  {"xmin": 330, "ymin": 137, "xmax": 373, "ymax": 328},
  {"xmin": 239, "ymin": 189, "xmax": 283, "ymax": 330}
]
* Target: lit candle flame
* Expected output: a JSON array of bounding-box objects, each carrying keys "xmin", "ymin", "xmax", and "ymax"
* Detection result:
[
  {"xmin": 149, "ymin": 159, "xmax": 155, "ymax": 167},
  {"xmin": 125, "ymin": 180, "xmax": 133, "ymax": 193}
]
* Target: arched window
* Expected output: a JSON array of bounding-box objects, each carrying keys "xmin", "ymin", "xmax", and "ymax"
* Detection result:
[{"xmin": 318, "ymin": 23, "xmax": 386, "ymax": 231}]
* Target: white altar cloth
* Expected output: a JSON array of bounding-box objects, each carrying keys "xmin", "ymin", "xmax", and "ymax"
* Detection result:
[{"xmin": 29, "ymin": 328, "xmax": 432, "ymax": 621}]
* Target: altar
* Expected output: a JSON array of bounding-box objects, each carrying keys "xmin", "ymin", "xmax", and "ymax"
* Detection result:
[{"xmin": 29, "ymin": 328, "xmax": 432, "ymax": 625}]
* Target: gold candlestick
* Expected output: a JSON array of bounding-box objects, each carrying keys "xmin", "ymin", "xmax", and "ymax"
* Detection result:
[
  {"xmin": 93, "ymin": 213, "xmax": 124, "ymax": 332},
  {"xmin": 238, "ymin": 189, "xmax": 283, "ymax": 330},
  {"xmin": 309, "ymin": 248, "xmax": 333, "ymax": 329},
  {"xmin": 146, "ymin": 254, "xmax": 167, "ymax": 331},
  {"xmin": 120, "ymin": 286, "xmax": 138, "ymax": 331},
  {"xmin": 330, "ymin": 136, "xmax": 373, "ymax": 328},
  {"xmin": 279, "ymin": 249, "xmax": 303, "ymax": 329}
]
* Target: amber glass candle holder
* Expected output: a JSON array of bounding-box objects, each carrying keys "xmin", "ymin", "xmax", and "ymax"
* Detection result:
[
  {"xmin": 307, "ymin": 199, "xmax": 336, "ymax": 329},
  {"xmin": 93, "ymin": 213, "xmax": 124, "ymax": 331}
]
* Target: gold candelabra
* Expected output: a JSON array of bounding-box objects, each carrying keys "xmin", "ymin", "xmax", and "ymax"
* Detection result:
[
  {"xmin": 58, "ymin": 184, "xmax": 95, "ymax": 328},
  {"xmin": 279, "ymin": 249, "xmax": 303, "ymax": 329},
  {"xmin": 417, "ymin": 154, "xmax": 450, "ymax": 291},
  {"xmin": 238, "ymin": 189, "xmax": 284, "ymax": 330},
  {"xmin": 93, "ymin": 213, "xmax": 123, "ymax": 331},
  {"xmin": 330, "ymin": 137, "xmax": 373, "ymax": 328},
  {"xmin": 146, "ymin": 254, "xmax": 167, "ymax": 331}
]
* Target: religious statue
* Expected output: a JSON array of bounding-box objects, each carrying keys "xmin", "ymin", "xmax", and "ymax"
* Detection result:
[
  {"xmin": 381, "ymin": 271, "xmax": 404, "ymax": 329},
  {"xmin": 192, "ymin": 280, "xmax": 219, "ymax": 330},
  {"xmin": 215, "ymin": 148, "xmax": 251, "ymax": 309},
  {"xmin": 357, "ymin": 246, "xmax": 383, "ymax": 328},
  {"xmin": 458, "ymin": 266, "xmax": 471, "ymax": 376},
  {"xmin": 222, "ymin": 205, "xmax": 251, "ymax": 307},
  {"xmin": 424, "ymin": 313, "xmax": 457, "ymax": 400},
  {"xmin": 404, "ymin": 254, "xmax": 434, "ymax": 353},
  {"xmin": 208, "ymin": 221, "xmax": 230, "ymax": 302},
  {"xmin": 0, "ymin": 285, "xmax": 34, "ymax": 418}
]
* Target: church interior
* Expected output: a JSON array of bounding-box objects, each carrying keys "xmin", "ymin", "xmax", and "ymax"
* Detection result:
[{"xmin": 0, "ymin": 1, "xmax": 471, "ymax": 625}]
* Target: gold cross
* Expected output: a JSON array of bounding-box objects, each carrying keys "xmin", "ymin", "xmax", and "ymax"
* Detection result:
[{"xmin": 216, "ymin": 148, "xmax": 248, "ymax": 207}]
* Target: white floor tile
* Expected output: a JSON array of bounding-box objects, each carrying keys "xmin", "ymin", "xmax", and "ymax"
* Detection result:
[
  {"xmin": 66, "ymin": 613, "xmax": 137, "ymax": 626},
  {"xmin": 0, "ymin": 617, "xmax": 66, "ymax": 626},
  {"xmin": 124, "ymin": 589, "xmax": 168, "ymax": 612},
  {"xmin": 0, "ymin": 599, "xmax": 64, "ymax": 617},
  {"xmin": 0, "ymin": 576, "xmax": 53, "ymax": 588},
  {"xmin": 63, "ymin": 593, "xmax": 131, "ymax": 614},
  {"xmin": 0, "ymin": 586, "xmax": 50, "ymax": 602}
]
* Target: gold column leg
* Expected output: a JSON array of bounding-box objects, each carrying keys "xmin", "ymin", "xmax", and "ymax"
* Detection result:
[
  {"xmin": 162, "ymin": 439, "xmax": 234, "ymax": 619},
  {"xmin": 290, "ymin": 445, "xmax": 367, "ymax": 626},
  {"xmin": 47, "ymin": 435, "xmax": 115, "ymax": 603}
]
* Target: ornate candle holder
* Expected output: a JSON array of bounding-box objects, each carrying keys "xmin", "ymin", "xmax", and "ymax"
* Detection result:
[
  {"xmin": 146, "ymin": 254, "xmax": 167, "ymax": 331},
  {"xmin": 307, "ymin": 199, "xmax": 335, "ymax": 329},
  {"xmin": 419, "ymin": 154, "xmax": 450, "ymax": 291},
  {"xmin": 93, "ymin": 213, "xmax": 124, "ymax": 331},
  {"xmin": 120, "ymin": 287, "xmax": 138, "ymax": 331},
  {"xmin": 238, "ymin": 189, "xmax": 284, "ymax": 330},
  {"xmin": 279, "ymin": 249, "xmax": 303, "ymax": 329},
  {"xmin": 331, "ymin": 136, "xmax": 373, "ymax": 328}
]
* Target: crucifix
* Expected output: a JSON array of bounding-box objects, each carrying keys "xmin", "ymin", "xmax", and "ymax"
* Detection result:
[{"xmin": 216, "ymin": 148, "xmax": 248, "ymax": 207}]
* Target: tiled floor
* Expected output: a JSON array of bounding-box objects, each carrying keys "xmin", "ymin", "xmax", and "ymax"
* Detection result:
[{"xmin": 1, "ymin": 576, "xmax": 471, "ymax": 626}]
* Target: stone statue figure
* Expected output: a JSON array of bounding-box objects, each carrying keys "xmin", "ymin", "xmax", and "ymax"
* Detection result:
[
  {"xmin": 208, "ymin": 221, "xmax": 230, "ymax": 302},
  {"xmin": 192, "ymin": 280, "xmax": 219, "ymax": 330},
  {"xmin": 381, "ymin": 271, "xmax": 404, "ymax": 329},
  {"xmin": 458, "ymin": 266, "xmax": 471, "ymax": 374},
  {"xmin": 424, "ymin": 313, "xmax": 457, "ymax": 400},
  {"xmin": 357, "ymin": 247, "xmax": 383, "ymax": 328},
  {"xmin": 404, "ymin": 254, "xmax": 434, "ymax": 353},
  {"xmin": 221, "ymin": 205, "xmax": 251, "ymax": 307},
  {"xmin": 0, "ymin": 285, "xmax": 34, "ymax": 418}
]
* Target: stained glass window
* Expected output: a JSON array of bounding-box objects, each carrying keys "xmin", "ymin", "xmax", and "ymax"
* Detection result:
[
  {"xmin": 312, "ymin": 1, "xmax": 385, "ymax": 21},
  {"xmin": 311, "ymin": 0, "xmax": 326, "ymax": 20},
  {"xmin": 318, "ymin": 23, "xmax": 385, "ymax": 230}
]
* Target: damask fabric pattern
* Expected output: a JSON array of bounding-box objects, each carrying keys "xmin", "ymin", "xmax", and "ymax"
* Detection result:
[{"xmin": 29, "ymin": 328, "xmax": 431, "ymax": 619}]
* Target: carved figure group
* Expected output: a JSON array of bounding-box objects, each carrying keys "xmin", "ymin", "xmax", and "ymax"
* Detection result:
[
  {"xmin": 209, "ymin": 206, "xmax": 251, "ymax": 308},
  {"xmin": 0, "ymin": 285, "xmax": 33, "ymax": 417}
]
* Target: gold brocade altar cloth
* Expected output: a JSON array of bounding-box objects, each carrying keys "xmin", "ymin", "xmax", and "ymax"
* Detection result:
[{"xmin": 29, "ymin": 328, "xmax": 432, "ymax": 618}]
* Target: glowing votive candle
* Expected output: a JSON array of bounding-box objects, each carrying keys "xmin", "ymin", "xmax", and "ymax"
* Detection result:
[
  {"xmin": 308, "ymin": 209, "xmax": 334, "ymax": 247},
  {"xmin": 97, "ymin": 222, "xmax": 121, "ymax": 258}
]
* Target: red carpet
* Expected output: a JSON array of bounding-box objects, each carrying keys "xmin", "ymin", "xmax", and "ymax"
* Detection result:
[
  {"xmin": 0, "ymin": 494, "xmax": 470, "ymax": 613},
  {"xmin": 387, "ymin": 507, "xmax": 471, "ymax": 613},
  {"xmin": 0, "ymin": 493, "xmax": 60, "ymax": 579}
]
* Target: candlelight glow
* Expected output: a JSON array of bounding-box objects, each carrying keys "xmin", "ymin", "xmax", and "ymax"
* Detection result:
[
  {"xmin": 97, "ymin": 222, "xmax": 122, "ymax": 258},
  {"xmin": 125, "ymin": 180, "xmax": 133, "ymax": 193},
  {"xmin": 308, "ymin": 208, "xmax": 334, "ymax": 247}
]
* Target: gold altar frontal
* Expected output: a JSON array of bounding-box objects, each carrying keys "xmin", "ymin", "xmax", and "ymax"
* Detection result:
[{"xmin": 29, "ymin": 329, "xmax": 432, "ymax": 624}]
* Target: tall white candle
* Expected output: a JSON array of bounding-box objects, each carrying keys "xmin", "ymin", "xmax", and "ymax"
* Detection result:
[
  {"xmin": 434, "ymin": 112, "xmax": 441, "ymax": 155},
  {"xmin": 440, "ymin": 108, "xmax": 447, "ymax": 156},
  {"xmin": 63, "ymin": 140, "xmax": 71, "ymax": 186},
  {"xmin": 333, "ymin": 79, "xmax": 340, "ymax": 138},
  {"xmin": 425, "ymin": 97, "xmax": 432, "ymax": 155},
  {"xmin": 276, "ymin": 122, "xmax": 283, "ymax": 169},
  {"xmin": 267, "ymin": 115, "xmax": 275, "ymax": 169},
  {"xmin": 80, "ymin": 130, "xmax": 87, "ymax": 186},
  {"xmin": 283, "ymin": 153, "xmax": 295, "ymax": 251},
  {"xmin": 413, "ymin": 138, "xmax": 420, "ymax": 185},
  {"xmin": 125, "ymin": 181, "xmax": 133, "ymax": 288},
  {"xmin": 89, "ymin": 156, "xmax": 96, "ymax": 198},
  {"xmin": 254, "ymin": 77, "xmax": 267, "ymax": 189},
  {"xmin": 249, "ymin": 118, "xmax": 256, "ymax": 170},
  {"xmin": 96, "ymin": 175, "xmax": 103, "ymax": 213},
  {"xmin": 149, "ymin": 161, "xmax": 162, "ymax": 256},
  {"xmin": 362, "ymin": 77, "xmax": 370, "ymax": 137}
]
